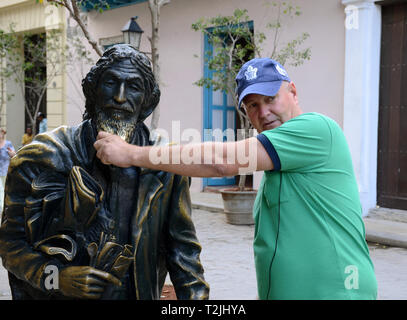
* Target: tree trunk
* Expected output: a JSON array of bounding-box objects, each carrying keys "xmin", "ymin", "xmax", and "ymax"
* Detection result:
[
  {"xmin": 238, "ymin": 174, "xmax": 247, "ymax": 191},
  {"xmin": 148, "ymin": 0, "xmax": 170, "ymax": 131},
  {"xmin": 149, "ymin": 1, "xmax": 160, "ymax": 130}
]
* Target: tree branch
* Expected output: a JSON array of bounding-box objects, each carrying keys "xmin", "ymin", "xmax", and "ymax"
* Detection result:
[
  {"xmin": 69, "ymin": 0, "xmax": 103, "ymax": 56},
  {"xmin": 158, "ymin": 0, "xmax": 171, "ymax": 7},
  {"xmin": 46, "ymin": 0, "xmax": 103, "ymax": 57}
]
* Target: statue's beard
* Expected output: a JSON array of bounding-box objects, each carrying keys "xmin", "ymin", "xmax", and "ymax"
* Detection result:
[{"xmin": 95, "ymin": 111, "xmax": 137, "ymax": 143}]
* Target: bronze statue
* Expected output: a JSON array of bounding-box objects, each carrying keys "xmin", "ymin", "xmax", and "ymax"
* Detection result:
[{"xmin": 0, "ymin": 44, "xmax": 209, "ymax": 300}]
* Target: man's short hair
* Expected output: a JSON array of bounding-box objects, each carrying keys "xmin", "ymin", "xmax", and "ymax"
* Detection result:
[{"xmin": 82, "ymin": 44, "xmax": 160, "ymax": 122}]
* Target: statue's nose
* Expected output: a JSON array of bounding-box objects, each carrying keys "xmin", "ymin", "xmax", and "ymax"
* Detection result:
[{"xmin": 114, "ymin": 82, "xmax": 126, "ymax": 103}]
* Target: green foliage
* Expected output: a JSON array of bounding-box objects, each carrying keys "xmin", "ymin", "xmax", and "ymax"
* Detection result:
[
  {"xmin": 192, "ymin": 2, "xmax": 311, "ymax": 128},
  {"xmin": 66, "ymin": 31, "xmax": 94, "ymax": 66},
  {"xmin": 0, "ymin": 24, "xmax": 19, "ymax": 120},
  {"xmin": 35, "ymin": 0, "xmax": 111, "ymax": 13},
  {"xmin": 0, "ymin": 23, "xmax": 93, "ymax": 133},
  {"xmin": 192, "ymin": 9, "xmax": 255, "ymax": 97},
  {"xmin": 0, "ymin": 27, "xmax": 66, "ymax": 132},
  {"xmin": 192, "ymin": 2, "xmax": 311, "ymax": 189}
]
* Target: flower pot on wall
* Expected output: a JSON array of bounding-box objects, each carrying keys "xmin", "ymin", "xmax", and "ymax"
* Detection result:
[{"xmin": 219, "ymin": 188, "xmax": 257, "ymax": 225}]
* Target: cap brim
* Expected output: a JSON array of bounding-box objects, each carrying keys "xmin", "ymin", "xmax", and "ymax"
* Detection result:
[{"xmin": 238, "ymin": 80, "xmax": 283, "ymax": 108}]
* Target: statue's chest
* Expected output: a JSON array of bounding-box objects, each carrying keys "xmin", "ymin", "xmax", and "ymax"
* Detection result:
[{"xmin": 91, "ymin": 165, "xmax": 140, "ymax": 244}]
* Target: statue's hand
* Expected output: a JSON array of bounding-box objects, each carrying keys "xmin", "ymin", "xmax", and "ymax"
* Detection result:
[{"xmin": 58, "ymin": 266, "xmax": 121, "ymax": 299}]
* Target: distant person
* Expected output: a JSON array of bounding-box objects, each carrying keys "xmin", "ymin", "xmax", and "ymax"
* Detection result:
[
  {"xmin": 37, "ymin": 112, "xmax": 47, "ymax": 134},
  {"xmin": 21, "ymin": 127, "xmax": 33, "ymax": 146},
  {"xmin": 0, "ymin": 129, "xmax": 15, "ymax": 214}
]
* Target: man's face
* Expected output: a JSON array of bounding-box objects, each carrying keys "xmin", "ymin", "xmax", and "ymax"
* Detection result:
[
  {"xmin": 242, "ymin": 81, "xmax": 299, "ymax": 133},
  {"xmin": 95, "ymin": 59, "xmax": 145, "ymax": 142}
]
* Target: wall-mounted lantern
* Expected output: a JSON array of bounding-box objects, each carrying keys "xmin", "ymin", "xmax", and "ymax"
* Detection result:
[{"xmin": 121, "ymin": 16, "xmax": 144, "ymax": 50}]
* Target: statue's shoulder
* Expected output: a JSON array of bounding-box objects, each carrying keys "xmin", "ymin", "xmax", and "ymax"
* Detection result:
[
  {"xmin": 34, "ymin": 121, "xmax": 90, "ymax": 145},
  {"xmin": 10, "ymin": 121, "xmax": 92, "ymax": 173}
]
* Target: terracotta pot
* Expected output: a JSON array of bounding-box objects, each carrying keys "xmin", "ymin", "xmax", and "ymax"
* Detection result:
[{"xmin": 219, "ymin": 188, "xmax": 257, "ymax": 225}]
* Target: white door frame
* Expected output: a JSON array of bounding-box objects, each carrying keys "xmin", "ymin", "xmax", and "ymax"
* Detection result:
[{"xmin": 342, "ymin": 0, "xmax": 382, "ymax": 216}]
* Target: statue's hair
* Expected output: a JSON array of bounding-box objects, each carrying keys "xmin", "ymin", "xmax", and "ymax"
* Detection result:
[{"xmin": 81, "ymin": 44, "xmax": 160, "ymax": 122}]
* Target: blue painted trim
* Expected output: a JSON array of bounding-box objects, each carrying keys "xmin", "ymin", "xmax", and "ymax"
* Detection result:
[
  {"xmin": 205, "ymin": 21, "xmax": 254, "ymax": 34},
  {"xmin": 202, "ymin": 28, "xmax": 238, "ymax": 187},
  {"xmin": 203, "ymin": 31, "xmax": 212, "ymax": 188},
  {"xmin": 82, "ymin": 0, "xmax": 147, "ymax": 11}
]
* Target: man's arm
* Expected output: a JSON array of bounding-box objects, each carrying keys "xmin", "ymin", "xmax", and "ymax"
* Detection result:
[{"xmin": 94, "ymin": 131, "xmax": 274, "ymax": 176}]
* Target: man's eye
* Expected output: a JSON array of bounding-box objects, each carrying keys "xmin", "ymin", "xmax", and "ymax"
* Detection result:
[{"xmin": 246, "ymin": 103, "xmax": 256, "ymax": 111}]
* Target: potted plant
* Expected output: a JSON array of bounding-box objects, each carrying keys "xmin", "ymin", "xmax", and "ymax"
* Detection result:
[{"xmin": 192, "ymin": 3, "xmax": 311, "ymax": 225}]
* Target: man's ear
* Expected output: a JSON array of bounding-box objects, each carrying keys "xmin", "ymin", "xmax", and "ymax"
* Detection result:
[
  {"xmin": 288, "ymin": 81, "xmax": 299, "ymax": 106},
  {"xmin": 288, "ymin": 81, "xmax": 297, "ymax": 96}
]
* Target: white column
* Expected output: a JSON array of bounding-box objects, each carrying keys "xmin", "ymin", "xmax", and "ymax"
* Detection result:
[
  {"xmin": 342, "ymin": 0, "xmax": 381, "ymax": 216},
  {"xmin": 45, "ymin": 3, "xmax": 67, "ymax": 130}
]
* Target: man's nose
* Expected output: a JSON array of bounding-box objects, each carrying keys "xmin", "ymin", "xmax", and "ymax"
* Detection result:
[
  {"xmin": 258, "ymin": 103, "xmax": 270, "ymax": 119},
  {"xmin": 114, "ymin": 82, "xmax": 126, "ymax": 103}
]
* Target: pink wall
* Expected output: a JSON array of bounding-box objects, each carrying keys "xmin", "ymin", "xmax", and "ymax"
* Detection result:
[{"xmin": 84, "ymin": 0, "xmax": 346, "ymax": 191}]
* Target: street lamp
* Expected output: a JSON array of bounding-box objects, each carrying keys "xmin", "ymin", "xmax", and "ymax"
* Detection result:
[{"xmin": 121, "ymin": 16, "xmax": 144, "ymax": 50}]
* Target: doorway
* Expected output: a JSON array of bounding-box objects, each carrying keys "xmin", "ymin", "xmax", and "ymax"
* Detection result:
[
  {"xmin": 377, "ymin": 2, "xmax": 407, "ymax": 210},
  {"xmin": 202, "ymin": 23, "xmax": 254, "ymax": 188}
]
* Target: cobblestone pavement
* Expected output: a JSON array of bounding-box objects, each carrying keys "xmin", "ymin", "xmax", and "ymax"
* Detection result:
[
  {"xmin": 1, "ymin": 208, "xmax": 407, "ymax": 300},
  {"xmin": 190, "ymin": 208, "xmax": 407, "ymax": 300},
  {"xmin": 0, "ymin": 266, "xmax": 9, "ymax": 300},
  {"xmin": 191, "ymin": 209, "xmax": 257, "ymax": 300},
  {"xmin": 368, "ymin": 243, "xmax": 407, "ymax": 300}
]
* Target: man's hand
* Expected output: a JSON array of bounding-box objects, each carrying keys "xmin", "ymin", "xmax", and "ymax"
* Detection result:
[
  {"xmin": 58, "ymin": 266, "xmax": 121, "ymax": 299},
  {"xmin": 94, "ymin": 132, "xmax": 135, "ymax": 168}
]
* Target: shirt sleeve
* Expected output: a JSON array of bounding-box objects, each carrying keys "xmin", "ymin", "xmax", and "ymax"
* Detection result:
[{"xmin": 256, "ymin": 114, "xmax": 332, "ymax": 172}]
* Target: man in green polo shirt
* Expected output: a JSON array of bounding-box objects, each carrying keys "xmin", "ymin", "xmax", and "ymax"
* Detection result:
[
  {"xmin": 94, "ymin": 57, "xmax": 377, "ymax": 299},
  {"xmin": 253, "ymin": 111, "xmax": 378, "ymax": 299},
  {"xmin": 236, "ymin": 58, "xmax": 376, "ymax": 299}
]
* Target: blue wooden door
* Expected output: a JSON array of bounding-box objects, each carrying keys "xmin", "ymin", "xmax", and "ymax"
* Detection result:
[{"xmin": 203, "ymin": 33, "xmax": 236, "ymax": 188}]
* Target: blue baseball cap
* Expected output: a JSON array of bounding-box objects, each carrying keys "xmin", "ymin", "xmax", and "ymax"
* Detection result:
[{"xmin": 235, "ymin": 58, "xmax": 290, "ymax": 108}]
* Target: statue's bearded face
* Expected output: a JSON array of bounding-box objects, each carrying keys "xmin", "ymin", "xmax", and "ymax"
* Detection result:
[{"xmin": 94, "ymin": 59, "xmax": 145, "ymax": 142}]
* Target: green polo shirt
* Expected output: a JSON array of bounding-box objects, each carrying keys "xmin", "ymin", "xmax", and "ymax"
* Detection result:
[{"xmin": 254, "ymin": 112, "xmax": 377, "ymax": 300}]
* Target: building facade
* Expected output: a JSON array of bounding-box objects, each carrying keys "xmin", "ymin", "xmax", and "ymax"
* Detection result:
[
  {"xmin": 0, "ymin": 0, "xmax": 405, "ymax": 216},
  {"xmin": 0, "ymin": 0, "xmax": 67, "ymax": 144}
]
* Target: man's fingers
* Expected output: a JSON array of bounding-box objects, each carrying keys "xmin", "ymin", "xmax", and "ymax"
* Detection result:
[
  {"xmin": 94, "ymin": 132, "xmax": 111, "ymax": 150},
  {"xmin": 93, "ymin": 139, "xmax": 102, "ymax": 151},
  {"xmin": 96, "ymin": 131, "xmax": 112, "ymax": 140},
  {"xmin": 94, "ymin": 132, "xmax": 115, "ymax": 153},
  {"xmin": 93, "ymin": 132, "xmax": 131, "ymax": 167},
  {"xmin": 95, "ymin": 148, "xmax": 110, "ymax": 165}
]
